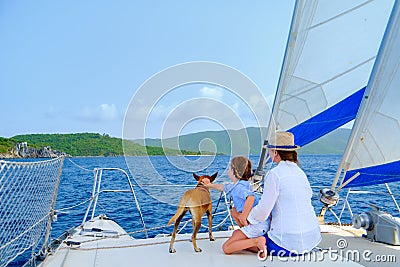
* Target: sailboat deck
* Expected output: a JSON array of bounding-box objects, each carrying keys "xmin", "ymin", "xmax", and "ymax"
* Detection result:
[
  {"xmin": 319, "ymin": 225, "xmax": 400, "ymax": 267},
  {"xmin": 37, "ymin": 218, "xmax": 399, "ymax": 267}
]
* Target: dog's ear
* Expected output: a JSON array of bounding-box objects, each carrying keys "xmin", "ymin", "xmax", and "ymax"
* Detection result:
[
  {"xmin": 210, "ymin": 172, "xmax": 218, "ymax": 183},
  {"xmin": 193, "ymin": 173, "xmax": 201, "ymax": 181}
]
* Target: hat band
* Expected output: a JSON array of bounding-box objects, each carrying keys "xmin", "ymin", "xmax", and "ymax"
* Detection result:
[{"xmin": 267, "ymin": 145, "xmax": 298, "ymax": 149}]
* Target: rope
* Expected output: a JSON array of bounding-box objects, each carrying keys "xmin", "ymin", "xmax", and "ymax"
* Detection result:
[
  {"xmin": 212, "ymin": 191, "xmax": 224, "ymax": 217},
  {"xmin": 71, "ymin": 209, "xmax": 231, "ymax": 247},
  {"xmin": 57, "ymin": 157, "xmax": 236, "ymax": 247},
  {"xmin": 0, "ymin": 211, "xmax": 52, "ymax": 250},
  {"xmin": 66, "ymin": 157, "xmax": 93, "ymax": 172},
  {"xmin": 60, "ymin": 235, "xmax": 230, "ymax": 251},
  {"xmin": 176, "ymin": 211, "xmax": 230, "ymax": 232},
  {"xmin": 56, "ymin": 198, "xmax": 92, "ymax": 213},
  {"xmin": 201, "ymin": 213, "xmax": 231, "ymax": 229},
  {"xmin": 76, "ymin": 224, "xmax": 171, "ymax": 245},
  {"xmin": 210, "ymin": 191, "xmax": 235, "ymax": 229},
  {"xmin": 0, "ymin": 157, "xmax": 64, "ymax": 267},
  {"xmin": 66, "ymin": 156, "xmax": 225, "ymax": 189}
]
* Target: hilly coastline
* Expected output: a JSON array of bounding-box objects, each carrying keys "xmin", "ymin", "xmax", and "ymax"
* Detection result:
[
  {"xmin": 136, "ymin": 127, "xmax": 351, "ymax": 155},
  {"xmin": 0, "ymin": 133, "xmax": 200, "ymax": 158},
  {"xmin": 0, "ymin": 128, "xmax": 351, "ymax": 158}
]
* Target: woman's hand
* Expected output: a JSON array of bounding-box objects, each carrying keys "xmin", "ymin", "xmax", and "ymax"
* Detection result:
[
  {"xmin": 238, "ymin": 213, "xmax": 249, "ymax": 226},
  {"xmin": 230, "ymin": 208, "xmax": 249, "ymax": 227},
  {"xmin": 230, "ymin": 207, "xmax": 242, "ymax": 227}
]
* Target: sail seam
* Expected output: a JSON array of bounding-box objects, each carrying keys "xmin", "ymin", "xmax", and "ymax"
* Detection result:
[
  {"xmin": 282, "ymin": 56, "xmax": 375, "ymax": 105},
  {"xmin": 309, "ymin": 0, "xmax": 375, "ymax": 29}
]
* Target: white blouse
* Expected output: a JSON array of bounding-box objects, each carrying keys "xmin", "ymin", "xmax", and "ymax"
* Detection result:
[{"xmin": 247, "ymin": 161, "xmax": 321, "ymax": 253}]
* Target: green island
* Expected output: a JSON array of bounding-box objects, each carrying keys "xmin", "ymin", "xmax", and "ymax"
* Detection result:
[
  {"xmin": 0, "ymin": 137, "xmax": 18, "ymax": 154},
  {"xmin": 0, "ymin": 133, "xmax": 201, "ymax": 157},
  {"xmin": 0, "ymin": 127, "xmax": 350, "ymax": 158}
]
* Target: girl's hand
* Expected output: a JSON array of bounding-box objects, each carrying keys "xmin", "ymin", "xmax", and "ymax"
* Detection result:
[
  {"xmin": 230, "ymin": 207, "xmax": 239, "ymax": 217},
  {"xmin": 201, "ymin": 178, "xmax": 211, "ymax": 186}
]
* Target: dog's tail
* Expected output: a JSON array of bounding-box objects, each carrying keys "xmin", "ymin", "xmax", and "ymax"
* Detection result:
[{"xmin": 167, "ymin": 206, "xmax": 185, "ymax": 225}]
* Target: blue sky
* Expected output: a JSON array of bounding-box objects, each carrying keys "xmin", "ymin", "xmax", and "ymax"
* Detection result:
[{"xmin": 0, "ymin": 0, "xmax": 295, "ymax": 138}]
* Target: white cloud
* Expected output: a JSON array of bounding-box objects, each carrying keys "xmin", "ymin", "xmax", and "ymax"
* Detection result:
[
  {"xmin": 98, "ymin": 104, "xmax": 118, "ymax": 120},
  {"xmin": 200, "ymin": 86, "xmax": 224, "ymax": 99},
  {"xmin": 79, "ymin": 104, "xmax": 119, "ymax": 121}
]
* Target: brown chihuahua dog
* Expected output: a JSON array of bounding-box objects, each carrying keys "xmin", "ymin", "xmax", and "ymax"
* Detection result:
[{"xmin": 168, "ymin": 172, "xmax": 218, "ymax": 253}]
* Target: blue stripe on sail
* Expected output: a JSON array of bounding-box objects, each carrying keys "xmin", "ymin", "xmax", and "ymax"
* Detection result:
[
  {"xmin": 343, "ymin": 160, "xmax": 400, "ymax": 188},
  {"xmin": 288, "ymin": 87, "xmax": 366, "ymax": 147}
]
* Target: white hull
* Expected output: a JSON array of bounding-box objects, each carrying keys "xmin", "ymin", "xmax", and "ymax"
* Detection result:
[{"xmin": 36, "ymin": 216, "xmax": 399, "ymax": 267}]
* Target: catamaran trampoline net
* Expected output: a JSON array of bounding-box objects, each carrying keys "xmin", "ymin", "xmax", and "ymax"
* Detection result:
[{"xmin": 0, "ymin": 157, "xmax": 64, "ymax": 267}]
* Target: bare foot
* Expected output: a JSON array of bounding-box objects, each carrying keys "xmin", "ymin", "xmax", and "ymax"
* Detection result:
[{"xmin": 255, "ymin": 236, "xmax": 267, "ymax": 261}]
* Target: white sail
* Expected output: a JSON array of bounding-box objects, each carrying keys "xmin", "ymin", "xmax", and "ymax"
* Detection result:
[
  {"xmin": 268, "ymin": 0, "xmax": 394, "ymax": 146},
  {"xmin": 335, "ymin": 0, "xmax": 400, "ymax": 188}
]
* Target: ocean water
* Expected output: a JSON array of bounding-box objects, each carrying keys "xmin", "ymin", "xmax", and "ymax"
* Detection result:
[{"xmin": 7, "ymin": 155, "xmax": 400, "ymax": 266}]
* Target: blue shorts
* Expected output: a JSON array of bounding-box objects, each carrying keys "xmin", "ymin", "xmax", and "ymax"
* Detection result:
[{"xmin": 264, "ymin": 234, "xmax": 299, "ymax": 257}]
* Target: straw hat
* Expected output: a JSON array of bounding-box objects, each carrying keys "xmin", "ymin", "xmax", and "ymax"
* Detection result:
[{"xmin": 267, "ymin": 131, "xmax": 300, "ymax": 151}]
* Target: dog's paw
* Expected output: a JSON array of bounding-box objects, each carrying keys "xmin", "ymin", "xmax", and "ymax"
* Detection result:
[
  {"xmin": 169, "ymin": 248, "xmax": 176, "ymax": 253},
  {"xmin": 210, "ymin": 237, "xmax": 215, "ymax": 241},
  {"xmin": 194, "ymin": 247, "xmax": 202, "ymax": 253}
]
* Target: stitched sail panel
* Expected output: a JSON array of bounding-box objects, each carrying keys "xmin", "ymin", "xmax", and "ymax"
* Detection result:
[
  {"xmin": 342, "ymin": 1, "xmax": 400, "ymax": 187},
  {"xmin": 268, "ymin": 0, "xmax": 394, "ymax": 145}
]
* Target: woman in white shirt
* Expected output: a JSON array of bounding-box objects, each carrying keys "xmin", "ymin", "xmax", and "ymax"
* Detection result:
[{"xmin": 246, "ymin": 131, "xmax": 321, "ymax": 257}]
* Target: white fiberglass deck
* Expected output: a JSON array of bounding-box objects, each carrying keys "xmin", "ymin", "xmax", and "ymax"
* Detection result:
[{"xmin": 36, "ymin": 216, "xmax": 400, "ymax": 267}]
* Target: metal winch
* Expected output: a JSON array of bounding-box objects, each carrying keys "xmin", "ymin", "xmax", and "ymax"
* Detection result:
[
  {"xmin": 353, "ymin": 205, "xmax": 400, "ymax": 245},
  {"xmin": 319, "ymin": 188, "xmax": 339, "ymax": 207}
]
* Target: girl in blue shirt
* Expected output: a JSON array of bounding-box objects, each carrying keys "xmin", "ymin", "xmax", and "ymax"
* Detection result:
[{"xmin": 202, "ymin": 156, "xmax": 270, "ymax": 260}]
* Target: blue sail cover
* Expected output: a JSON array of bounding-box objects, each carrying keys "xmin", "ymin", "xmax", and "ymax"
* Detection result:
[
  {"xmin": 288, "ymin": 88, "xmax": 365, "ymax": 147},
  {"xmin": 340, "ymin": 0, "xmax": 400, "ymax": 188},
  {"xmin": 264, "ymin": 0, "xmax": 395, "ymax": 189},
  {"xmin": 344, "ymin": 160, "xmax": 400, "ymax": 188},
  {"xmin": 266, "ymin": 0, "xmax": 393, "ymax": 161}
]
